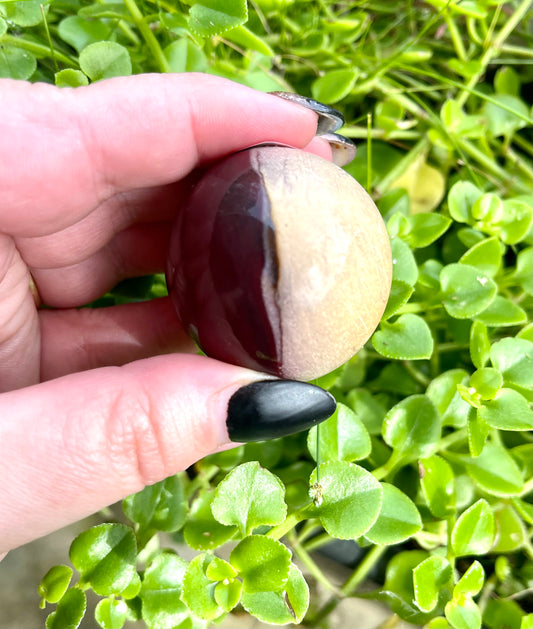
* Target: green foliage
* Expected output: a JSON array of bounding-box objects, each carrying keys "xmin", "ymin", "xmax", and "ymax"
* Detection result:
[{"xmin": 21, "ymin": 0, "xmax": 532, "ymax": 626}]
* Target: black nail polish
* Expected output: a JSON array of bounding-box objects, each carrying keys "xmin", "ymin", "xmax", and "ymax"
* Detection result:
[
  {"xmin": 270, "ymin": 91, "xmax": 344, "ymax": 135},
  {"xmin": 227, "ymin": 380, "xmax": 336, "ymax": 442}
]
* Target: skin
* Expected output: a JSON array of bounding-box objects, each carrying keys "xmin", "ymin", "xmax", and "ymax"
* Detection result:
[{"xmin": 0, "ymin": 73, "xmax": 331, "ymax": 558}]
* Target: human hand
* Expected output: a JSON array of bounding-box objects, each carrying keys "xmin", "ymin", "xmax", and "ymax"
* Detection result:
[{"xmin": 0, "ymin": 73, "xmax": 336, "ymax": 557}]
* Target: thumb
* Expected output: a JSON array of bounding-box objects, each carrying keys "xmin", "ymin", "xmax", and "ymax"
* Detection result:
[{"xmin": 0, "ymin": 354, "xmax": 334, "ymax": 554}]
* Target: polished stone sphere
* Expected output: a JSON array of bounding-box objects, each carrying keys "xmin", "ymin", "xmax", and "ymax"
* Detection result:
[{"xmin": 166, "ymin": 146, "xmax": 392, "ymax": 380}]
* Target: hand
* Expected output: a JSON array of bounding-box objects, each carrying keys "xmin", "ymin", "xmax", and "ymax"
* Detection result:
[{"xmin": 0, "ymin": 73, "xmax": 335, "ymax": 557}]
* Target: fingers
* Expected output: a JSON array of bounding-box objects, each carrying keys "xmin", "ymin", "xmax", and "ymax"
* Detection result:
[
  {"xmin": 1, "ymin": 74, "xmax": 319, "ymax": 237},
  {"xmin": 0, "ymin": 353, "xmax": 335, "ymax": 553},
  {"xmin": 39, "ymin": 297, "xmax": 196, "ymax": 379}
]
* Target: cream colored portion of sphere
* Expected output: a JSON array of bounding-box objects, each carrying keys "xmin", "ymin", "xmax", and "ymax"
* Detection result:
[{"xmin": 254, "ymin": 146, "xmax": 392, "ymax": 381}]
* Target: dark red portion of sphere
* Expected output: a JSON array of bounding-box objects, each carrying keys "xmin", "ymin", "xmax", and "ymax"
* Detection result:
[{"xmin": 166, "ymin": 149, "xmax": 283, "ymax": 375}]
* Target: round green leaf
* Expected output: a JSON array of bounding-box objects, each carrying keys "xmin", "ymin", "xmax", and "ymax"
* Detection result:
[
  {"xmin": 55, "ymin": 69, "xmax": 89, "ymax": 88},
  {"xmin": 426, "ymin": 369, "xmax": 471, "ymax": 428},
  {"xmin": 475, "ymin": 296, "xmax": 527, "ymax": 327},
  {"xmin": 451, "ymin": 499, "xmax": 495, "ymax": 556},
  {"xmin": 206, "ymin": 557, "xmax": 237, "ymax": 582},
  {"xmin": 447, "ymin": 181, "xmax": 482, "ymax": 224},
  {"xmin": 182, "ymin": 554, "xmax": 223, "ymax": 620},
  {"xmin": 496, "ymin": 199, "xmax": 533, "ymax": 244},
  {"xmin": 470, "ymin": 368, "xmax": 502, "ymax": 400},
  {"xmin": 454, "ymin": 561, "xmax": 484, "ymax": 597},
  {"xmin": 470, "ymin": 321, "xmax": 490, "ymax": 369},
  {"xmin": 307, "ymin": 402, "xmax": 371, "ymax": 463},
  {"xmin": 0, "ymin": 0, "xmax": 48, "ymax": 26},
  {"xmin": 406, "ymin": 213, "xmax": 452, "ymax": 248},
  {"xmin": 45, "ymin": 588, "xmax": 86, "ymax": 629},
  {"xmin": 373, "ymin": 313, "xmax": 434, "ymax": 360},
  {"xmin": 58, "ymin": 16, "xmax": 112, "ymax": 54},
  {"xmin": 79, "ymin": 41, "xmax": 132, "ymax": 81},
  {"xmin": 240, "ymin": 564, "xmax": 309, "ymax": 625},
  {"xmin": 413, "ymin": 555, "xmax": 452, "ymax": 613},
  {"xmin": 490, "ymin": 338, "xmax": 533, "ymax": 390},
  {"xmin": 188, "ymin": 0, "xmax": 248, "ymax": 37},
  {"xmin": 69, "ymin": 524, "xmax": 136, "ymax": 596},
  {"xmin": 492, "ymin": 505, "xmax": 527, "ymax": 553},
  {"xmin": 445, "ymin": 595, "xmax": 481, "ymax": 629},
  {"xmin": 440, "ymin": 264, "xmax": 497, "ymax": 319},
  {"xmin": 230, "ymin": 535, "xmax": 291, "ymax": 593},
  {"xmin": 512, "ymin": 247, "xmax": 533, "ymax": 294},
  {"xmin": 311, "ymin": 69, "xmax": 358, "ymax": 104},
  {"xmin": 95, "ymin": 598, "xmax": 128, "ymax": 629},
  {"xmin": 420, "ymin": 455, "xmax": 456, "ymax": 518},
  {"xmin": 365, "ymin": 483, "xmax": 422, "ymax": 545},
  {"xmin": 211, "ymin": 462, "xmax": 287, "ymax": 535},
  {"xmin": 214, "ymin": 579, "xmax": 242, "ymax": 612},
  {"xmin": 345, "ymin": 388, "xmax": 386, "ymax": 435},
  {"xmin": 164, "ymin": 39, "xmax": 207, "ymax": 73},
  {"xmin": 464, "ymin": 442, "xmax": 524, "ymax": 496},
  {"xmin": 0, "ymin": 45, "xmax": 36, "ymax": 79},
  {"xmin": 140, "ymin": 553, "xmax": 189, "ymax": 628},
  {"xmin": 478, "ymin": 388, "xmax": 532, "ymax": 430},
  {"xmin": 123, "ymin": 475, "xmax": 186, "ymax": 534},
  {"xmin": 310, "ymin": 461, "xmax": 383, "ymax": 539},
  {"xmin": 183, "ymin": 489, "xmax": 237, "ymax": 551},
  {"xmin": 39, "ymin": 565, "xmax": 73, "ymax": 605},
  {"xmin": 391, "ymin": 236, "xmax": 419, "ymax": 286},
  {"xmin": 383, "ymin": 279, "xmax": 413, "ymax": 319},
  {"xmin": 459, "ymin": 237, "xmax": 502, "ymax": 277},
  {"xmin": 383, "ymin": 394, "xmax": 441, "ymax": 459}
]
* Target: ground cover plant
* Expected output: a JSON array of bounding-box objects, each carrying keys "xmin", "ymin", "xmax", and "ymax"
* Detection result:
[{"xmin": 2, "ymin": 0, "xmax": 532, "ymax": 627}]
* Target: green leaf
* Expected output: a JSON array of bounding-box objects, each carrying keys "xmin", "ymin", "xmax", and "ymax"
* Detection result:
[
  {"xmin": 391, "ymin": 236, "xmax": 419, "ymax": 286},
  {"xmin": 383, "ymin": 394, "xmax": 441, "ymax": 459},
  {"xmin": 46, "ymin": 588, "xmax": 86, "ymax": 629},
  {"xmin": 445, "ymin": 595, "xmax": 481, "ymax": 629},
  {"xmin": 470, "ymin": 321, "xmax": 491, "ymax": 369},
  {"xmin": 451, "ymin": 499, "xmax": 495, "ymax": 556},
  {"xmin": 475, "ymin": 296, "xmax": 527, "ymax": 327},
  {"xmin": 183, "ymin": 489, "xmax": 237, "ymax": 551},
  {"xmin": 492, "ymin": 505, "xmax": 527, "ymax": 552},
  {"xmin": 230, "ymin": 536, "xmax": 291, "ymax": 593},
  {"xmin": 345, "ymin": 388, "xmax": 386, "ymax": 435},
  {"xmin": 390, "ymin": 156, "xmax": 445, "ymax": 214},
  {"xmin": 365, "ymin": 483, "xmax": 422, "ymax": 545},
  {"xmin": 0, "ymin": 0, "xmax": 48, "ymax": 26},
  {"xmin": 490, "ymin": 338, "xmax": 533, "ymax": 390},
  {"xmin": 311, "ymin": 69, "xmax": 358, "ymax": 104},
  {"xmin": 140, "ymin": 553, "xmax": 189, "ymax": 628},
  {"xmin": 448, "ymin": 181, "xmax": 482, "ymax": 224},
  {"xmin": 441, "ymin": 264, "xmax": 497, "ymax": 319},
  {"xmin": 182, "ymin": 554, "xmax": 223, "ymax": 620},
  {"xmin": 120, "ymin": 572, "xmax": 141, "ymax": 599},
  {"xmin": 123, "ymin": 475, "xmax": 186, "ymax": 535},
  {"xmin": 405, "ymin": 213, "xmax": 452, "ymax": 248},
  {"xmin": 95, "ymin": 598, "xmax": 128, "ymax": 629},
  {"xmin": 206, "ymin": 557, "xmax": 237, "ymax": 582},
  {"xmin": 39, "ymin": 565, "xmax": 72, "ymax": 605},
  {"xmin": 383, "ymin": 279, "xmax": 413, "ymax": 319},
  {"xmin": 310, "ymin": 461, "xmax": 383, "ymax": 539},
  {"xmin": 483, "ymin": 93, "xmax": 530, "ymax": 139},
  {"xmin": 214, "ymin": 579, "xmax": 242, "ymax": 612},
  {"xmin": 188, "ymin": 0, "xmax": 247, "ymax": 37},
  {"xmin": 223, "ymin": 24, "xmax": 274, "ymax": 56},
  {"xmin": 55, "ymin": 69, "xmax": 89, "ymax": 88},
  {"xmin": 373, "ymin": 314, "xmax": 433, "ymax": 360},
  {"xmin": 426, "ymin": 369, "xmax": 471, "ymax": 428},
  {"xmin": 164, "ymin": 39, "xmax": 207, "ymax": 73},
  {"xmin": 69, "ymin": 524, "xmax": 136, "ymax": 596},
  {"xmin": 496, "ymin": 200, "xmax": 533, "ymax": 245},
  {"xmin": 0, "ymin": 45, "xmax": 36, "ymax": 80},
  {"xmin": 79, "ymin": 41, "xmax": 132, "ymax": 81},
  {"xmin": 464, "ymin": 442, "xmax": 524, "ymax": 495},
  {"xmin": 454, "ymin": 560, "xmax": 484, "ymax": 597},
  {"xmin": 418, "ymin": 259, "xmax": 443, "ymax": 290},
  {"xmin": 468, "ymin": 410, "xmax": 490, "ymax": 457},
  {"xmin": 307, "ymin": 403, "xmax": 371, "ymax": 463},
  {"xmin": 478, "ymin": 388, "xmax": 532, "ymax": 431},
  {"xmin": 470, "ymin": 368, "xmax": 503, "ymax": 400},
  {"xmin": 211, "ymin": 462, "xmax": 287, "ymax": 535},
  {"xmin": 459, "ymin": 237, "xmax": 502, "ymax": 277},
  {"xmin": 512, "ymin": 247, "xmax": 533, "ymax": 294},
  {"xmin": 420, "ymin": 455, "xmax": 456, "ymax": 518},
  {"xmin": 58, "ymin": 16, "xmax": 112, "ymax": 54},
  {"xmin": 495, "ymin": 66, "xmax": 520, "ymax": 96},
  {"xmin": 0, "ymin": 17, "xmax": 6, "ymax": 37},
  {"xmin": 522, "ymin": 614, "xmax": 533, "ymax": 629},
  {"xmin": 413, "ymin": 555, "xmax": 452, "ymax": 612},
  {"xmin": 240, "ymin": 564, "xmax": 309, "ymax": 625}
]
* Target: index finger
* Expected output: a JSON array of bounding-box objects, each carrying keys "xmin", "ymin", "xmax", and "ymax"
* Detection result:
[{"xmin": 0, "ymin": 73, "xmax": 319, "ymax": 236}]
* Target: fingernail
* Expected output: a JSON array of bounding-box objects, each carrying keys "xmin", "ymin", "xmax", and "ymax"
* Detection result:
[
  {"xmin": 270, "ymin": 91, "xmax": 344, "ymax": 135},
  {"xmin": 226, "ymin": 380, "xmax": 336, "ymax": 442},
  {"xmin": 321, "ymin": 132, "xmax": 357, "ymax": 167}
]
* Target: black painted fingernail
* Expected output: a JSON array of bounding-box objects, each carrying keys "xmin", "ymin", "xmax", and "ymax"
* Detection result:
[
  {"xmin": 270, "ymin": 91, "xmax": 344, "ymax": 135},
  {"xmin": 321, "ymin": 132, "xmax": 357, "ymax": 166},
  {"xmin": 227, "ymin": 380, "xmax": 336, "ymax": 442}
]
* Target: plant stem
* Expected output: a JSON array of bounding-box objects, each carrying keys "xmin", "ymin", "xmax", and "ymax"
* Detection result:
[
  {"xmin": 266, "ymin": 512, "xmax": 304, "ymax": 540},
  {"xmin": 305, "ymin": 545, "xmax": 386, "ymax": 626},
  {"xmin": 1, "ymin": 34, "xmax": 77, "ymax": 67},
  {"xmin": 123, "ymin": 0, "xmax": 170, "ymax": 73},
  {"xmin": 375, "ymin": 135, "xmax": 430, "ymax": 196},
  {"xmin": 289, "ymin": 533, "xmax": 343, "ymax": 597},
  {"xmin": 402, "ymin": 361, "xmax": 431, "ymax": 387}
]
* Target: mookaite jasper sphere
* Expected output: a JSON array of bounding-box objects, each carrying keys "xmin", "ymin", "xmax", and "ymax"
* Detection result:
[{"xmin": 166, "ymin": 146, "xmax": 392, "ymax": 381}]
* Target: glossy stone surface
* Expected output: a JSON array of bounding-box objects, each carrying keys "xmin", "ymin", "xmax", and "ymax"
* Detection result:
[{"xmin": 166, "ymin": 146, "xmax": 392, "ymax": 380}]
